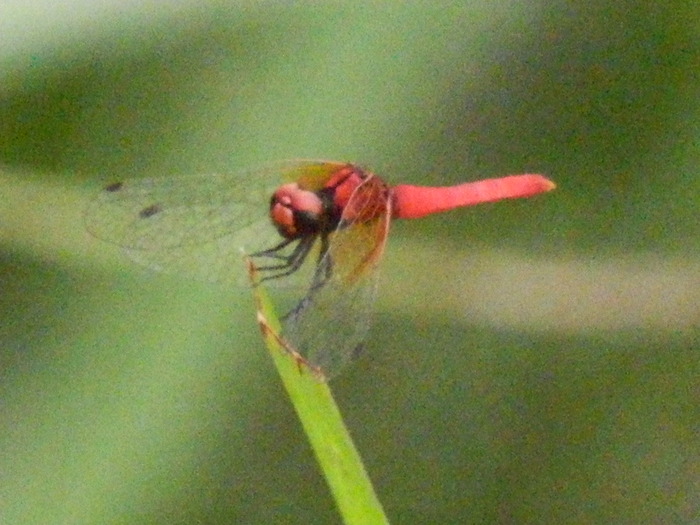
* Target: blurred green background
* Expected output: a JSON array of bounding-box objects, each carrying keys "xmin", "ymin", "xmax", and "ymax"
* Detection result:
[{"xmin": 1, "ymin": 2, "xmax": 698, "ymax": 523}]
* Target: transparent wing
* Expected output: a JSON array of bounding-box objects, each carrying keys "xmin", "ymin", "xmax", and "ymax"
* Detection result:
[
  {"xmin": 84, "ymin": 160, "xmax": 348, "ymax": 284},
  {"xmin": 281, "ymin": 174, "xmax": 392, "ymax": 378}
]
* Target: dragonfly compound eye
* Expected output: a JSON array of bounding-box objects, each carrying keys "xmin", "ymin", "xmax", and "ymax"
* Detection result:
[{"xmin": 270, "ymin": 183, "xmax": 325, "ymax": 238}]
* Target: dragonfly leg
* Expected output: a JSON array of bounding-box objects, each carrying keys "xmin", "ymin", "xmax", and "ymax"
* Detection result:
[
  {"xmin": 282, "ymin": 234, "xmax": 334, "ymax": 322},
  {"xmin": 250, "ymin": 237, "xmax": 294, "ymax": 260},
  {"xmin": 311, "ymin": 233, "xmax": 334, "ymax": 291},
  {"xmin": 251, "ymin": 235, "xmax": 317, "ymax": 282}
]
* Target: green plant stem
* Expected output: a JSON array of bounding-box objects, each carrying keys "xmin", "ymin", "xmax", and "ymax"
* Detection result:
[{"xmin": 248, "ymin": 260, "xmax": 389, "ymax": 524}]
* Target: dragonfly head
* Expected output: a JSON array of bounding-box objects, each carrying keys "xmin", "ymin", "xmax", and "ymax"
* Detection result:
[{"xmin": 270, "ymin": 183, "xmax": 326, "ymax": 239}]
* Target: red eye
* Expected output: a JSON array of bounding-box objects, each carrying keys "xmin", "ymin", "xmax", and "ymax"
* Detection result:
[{"xmin": 269, "ymin": 183, "xmax": 325, "ymax": 238}]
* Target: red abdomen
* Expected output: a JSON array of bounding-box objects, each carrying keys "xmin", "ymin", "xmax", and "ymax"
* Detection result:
[{"xmin": 392, "ymin": 174, "xmax": 556, "ymax": 219}]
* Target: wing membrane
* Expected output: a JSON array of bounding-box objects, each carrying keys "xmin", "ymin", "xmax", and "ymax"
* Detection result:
[
  {"xmin": 84, "ymin": 160, "xmax": 347, "ymax": 284},
  {"xmin": 281, "ymin": 174, "xmax": 392, "ymax": 378}
]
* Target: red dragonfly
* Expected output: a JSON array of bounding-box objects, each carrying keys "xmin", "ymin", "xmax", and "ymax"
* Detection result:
[{"xmin": 87, "ymin": 160, "xmax": 555, "ymax": 379}]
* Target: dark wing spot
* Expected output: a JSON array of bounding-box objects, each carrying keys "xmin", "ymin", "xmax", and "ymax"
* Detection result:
[
  {"xmin": 139, "ymin": 203, "xmax": 162, "ymax": 218},
  {"xmin": 104, "ymin": 181, "xmax": 124, "ymax": 192},
  {"xmin": 351, "ymin": 343, "xmax": 365, "ymax": 360}
]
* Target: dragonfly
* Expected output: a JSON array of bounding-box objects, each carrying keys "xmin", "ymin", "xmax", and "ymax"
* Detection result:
[{"xmin": 86, "ymin": 160, "xmax": 555, "ymax": 379}]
